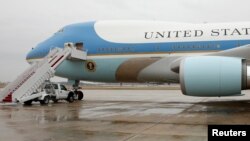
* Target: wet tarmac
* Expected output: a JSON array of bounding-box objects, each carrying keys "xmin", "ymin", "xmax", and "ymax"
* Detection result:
[{"xmin": 1, "ymin": 90, "xmax": 250, "ymax": 141}]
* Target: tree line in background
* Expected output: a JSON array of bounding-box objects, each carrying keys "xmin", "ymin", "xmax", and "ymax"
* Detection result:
[{"xmin": 0, "ymin": 82, "xmax": 7, "ymax": 88}]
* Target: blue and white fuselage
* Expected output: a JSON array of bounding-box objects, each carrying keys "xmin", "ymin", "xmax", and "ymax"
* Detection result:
[{"xmin": 26, "ymin": 21, "xmax": 250, "ymax": 84}]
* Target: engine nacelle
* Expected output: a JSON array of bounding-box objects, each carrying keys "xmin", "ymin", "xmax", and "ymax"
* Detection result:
[{"xmin": 180, "ymin": 56, "xmax": 250, "ymax": 97}]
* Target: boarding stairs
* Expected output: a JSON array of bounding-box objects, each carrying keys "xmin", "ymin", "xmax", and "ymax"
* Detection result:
[{"xmin": 0, "ymin": 43, "xmax": 87, "ymax": 103}]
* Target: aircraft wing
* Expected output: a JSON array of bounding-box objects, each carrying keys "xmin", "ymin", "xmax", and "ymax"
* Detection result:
[
  {"xmin": 208, "ymin": 44, "xmax": 250, "ymax": 59},
  {"xmin": 116, "ymin": 44, "xmax": 250, "ymax": 83},
  {"xmin": 170, "ymin": 44, "xmax": 250, "ymax": 73}
]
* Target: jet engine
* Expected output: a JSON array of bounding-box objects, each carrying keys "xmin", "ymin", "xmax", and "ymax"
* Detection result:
[{"xmin": 179, "ymin": 56, "xmax": 250, "ymax": 96}]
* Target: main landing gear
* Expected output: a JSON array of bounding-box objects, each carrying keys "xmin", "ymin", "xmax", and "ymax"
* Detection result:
[
  {"xmin": 73, "ymin": 80, "xmax": 84, "ymax": 101},
  {"xmin": 75, "ymin": 91, "xmax": 84, "ymax": 100}
]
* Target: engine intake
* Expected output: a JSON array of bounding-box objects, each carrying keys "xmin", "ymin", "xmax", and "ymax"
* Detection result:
[{"xmin": 180, "ymin": 56, "xmax": 250, "ymax": 97}]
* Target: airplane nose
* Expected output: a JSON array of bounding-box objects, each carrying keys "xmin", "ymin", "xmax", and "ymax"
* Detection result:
[
  {"xmin": 26, "ymin": 27, "xmax": 78, "ymax": 64},
  {"xmin": 26, "ymin": 49, "xmax": 33, "ymax": 61},
  {"xmin": 26, "ymin": 43, "xmax": 51, "ymax": 63},
  {"xmin": 26, "ymin": 48, "xmax": 38, "ymax": 64}
]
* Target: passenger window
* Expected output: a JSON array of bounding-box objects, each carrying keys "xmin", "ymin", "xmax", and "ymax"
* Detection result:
[
  {"xmin": 45, "ymin": 85, "xmax": 52, "ymax": 89},
  {"xmin": 60, "ymin": 85, "xmax": 67, "ymax": 91},
  {"xmin": 57, "ymin": 28, "xmax": 64, "ymax": 33},
  {"xmin": 53, "ymin": 84, "xmax": 58, "ymax": 89}
]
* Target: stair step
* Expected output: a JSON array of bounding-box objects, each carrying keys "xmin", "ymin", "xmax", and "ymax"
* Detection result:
[
  {"xmin": 0, "ymin": 47, "xmax": 75, "ymax": 103},
  {"xmin": 3, "ymin": 98, "xmax": 11, "ymax": 100},
  {"xmin": 3, "ymin": 94, "xmax": 12, "ymax": 102},
  {"xmin": 3, "ymin": 99, "xmax": 12, "ymax": 102}
]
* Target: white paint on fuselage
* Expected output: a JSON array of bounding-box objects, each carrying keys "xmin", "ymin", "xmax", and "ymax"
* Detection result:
[{"xmin": 94, "ymin": 21, "xmax": 250, "ymax": 43}]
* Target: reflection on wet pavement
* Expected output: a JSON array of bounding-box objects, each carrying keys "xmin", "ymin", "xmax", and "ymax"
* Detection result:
[{"xmin": 1, "ymin": 90, "xmax": 250, "ymax": 141}]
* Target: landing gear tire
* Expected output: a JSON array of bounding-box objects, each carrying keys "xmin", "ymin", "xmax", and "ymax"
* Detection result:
[
  {"xmin": 76, "ymin": 91, "xmax": 84, "ymax": 100},
  {"xmin": 67, "ymin": 92, "xmax": 74, "ymax": 103},
  {"xmin": 24, "ymin": 100, "xmax": 32, "ymax": 105},
  {"xmin": 40, "ymin": 96, "xmax": 50, "ymax": 105}
]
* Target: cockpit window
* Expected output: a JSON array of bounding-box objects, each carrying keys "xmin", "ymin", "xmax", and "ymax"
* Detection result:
[{"xmin": 55, "ymin": 28, "xmax": 64, "ymax": 34}]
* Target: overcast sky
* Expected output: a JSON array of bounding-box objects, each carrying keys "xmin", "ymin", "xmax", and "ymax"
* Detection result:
[{"xmin": 0, "ymin": 0, "xmax": 250, "ymax": 82}]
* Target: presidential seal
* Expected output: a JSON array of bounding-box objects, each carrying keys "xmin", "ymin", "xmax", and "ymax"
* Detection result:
[{"xmin": 85, "ymin": 60, "xmax": 96, "ymax": 72}]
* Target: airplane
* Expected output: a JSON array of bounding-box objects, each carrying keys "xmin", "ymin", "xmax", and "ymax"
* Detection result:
[{"xmin": 26, "ymin": 20, "xmax": 250, "ymax": 97}]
